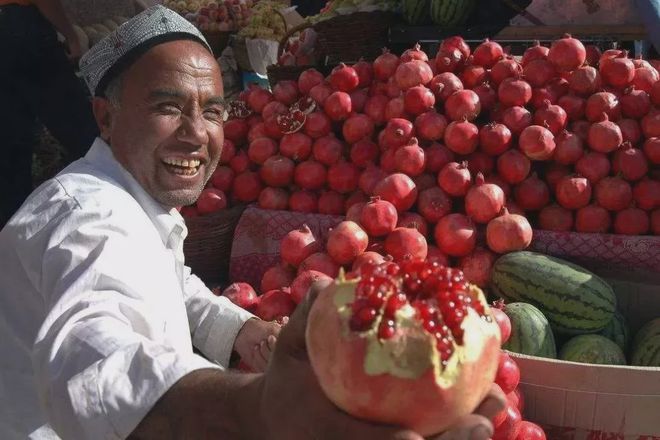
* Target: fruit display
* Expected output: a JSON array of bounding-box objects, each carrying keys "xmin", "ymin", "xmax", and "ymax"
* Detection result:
[
  {"xmin": 489, "ymin": 251, "xmax": 659, "ymax": 369},
  {"xmin": 238, "ymin": 0, "xmax": 288, "ymax": 40},
  {"xmin": 186, "ymin": 34, "xmax": 659, "ymax": 248},
  {"xmin": 490, "ymin": 251, "xmax": 617, "ymax": 335},
  {"xmin": 163, "ymin": 0, "xmax": 258, "ymax": 32},
  {"xmin": 277, "ymin": 28, "xmax": 318, "ymax": 67}
]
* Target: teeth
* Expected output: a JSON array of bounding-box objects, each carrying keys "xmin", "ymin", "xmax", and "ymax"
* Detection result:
[
  {"xmin": 163, "ymin": 158, "xmax": 201, "ymax": 168},
  {"xmin": 170, "ymin": 166, "xmax": 198, "ymax": 176}
]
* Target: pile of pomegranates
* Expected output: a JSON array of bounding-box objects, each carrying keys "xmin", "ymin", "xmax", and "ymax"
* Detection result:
[{"xmin": 185, "ymin": 34, "xmax": 658, "ymax": 242}]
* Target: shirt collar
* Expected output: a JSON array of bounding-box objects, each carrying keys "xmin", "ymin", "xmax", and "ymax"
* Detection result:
[{"xmin": 84, "ymin": 137, "xmax": 188, "ymax": 247}]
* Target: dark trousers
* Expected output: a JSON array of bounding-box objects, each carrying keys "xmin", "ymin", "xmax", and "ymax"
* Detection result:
[{"xmin": 0, "ymin": 4, "xmax": 98, "ymax": 226}]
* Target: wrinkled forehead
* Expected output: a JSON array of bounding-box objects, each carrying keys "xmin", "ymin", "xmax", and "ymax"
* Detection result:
[{"xmin": 121, "ymin": 40, "xmax": 224, "ymax": 100}]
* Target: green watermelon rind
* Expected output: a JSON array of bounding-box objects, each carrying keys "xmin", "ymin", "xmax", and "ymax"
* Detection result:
[
  {"xmin": 559, "ymin": 334, "xmax": 627, "ymax": 366},
  {"xmin": 503, "ymin": 302, "xmax": 557, "ymax": 359},
  {"xmin": 597, "ymin": 310, "xmax": 630, "ymax": 353},
  {"xmin": 630, "ymin": 318, "xmax": 660, "ymax": 367},
  {"xmin": 491, "ymin": 251, "xmax": 616, "ymax": 336},
  {"xmin": 403, "ymin": 0, "xmax": 431, "ymax": 25},
  {"xmin": 430, "ymin": 0, "xmax": 476, "ymax": 27}
]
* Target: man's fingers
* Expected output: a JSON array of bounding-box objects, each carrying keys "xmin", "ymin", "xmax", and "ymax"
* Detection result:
[
  {"xmin": 432, "ymin": 414, "xmax": 494, "ymax": 440},
  {"xmin": 474, "ymin": 384, "xmax": 506, "ymax": 421}
]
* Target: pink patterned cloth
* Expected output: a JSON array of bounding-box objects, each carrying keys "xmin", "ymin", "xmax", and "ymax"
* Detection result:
[
  {"xmin": 229, "ymin": 207, "xmax": 343, "ymax": 287},
  {"xmin": 229, "ymin": 206, "xmax": 660, "ymax": 287}
]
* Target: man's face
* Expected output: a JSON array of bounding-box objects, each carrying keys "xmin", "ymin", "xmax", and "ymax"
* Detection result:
[{"xmin": 101, "ymin": 40, "xmax": 225, "ymax": 208}]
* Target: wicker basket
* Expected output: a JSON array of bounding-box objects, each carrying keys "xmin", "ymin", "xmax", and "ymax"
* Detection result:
[
  {"xmin": 183, "ymin": 204, "xmax": 247, "ymax": 284},
  {"xmin": 314, "ymin": 11, "xmax": 397, "ymax": 64},
  {"xmin": 266, "ymin": 21, "xmax": 317, "ymax": 87}
]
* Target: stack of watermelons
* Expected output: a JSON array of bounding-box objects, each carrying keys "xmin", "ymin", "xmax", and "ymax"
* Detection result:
[
  {"xmin": 403, "ymin": 0, "xmax": 532, "ymax": 29},
  {"xmin": 490, "ymin": 251, "xmax": 660, "ymax": 367}
]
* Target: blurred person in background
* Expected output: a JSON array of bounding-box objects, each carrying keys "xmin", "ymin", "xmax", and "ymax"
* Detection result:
[{"xmin": 0, "ymin": 0, "xmax": 98, "ymax": 227}]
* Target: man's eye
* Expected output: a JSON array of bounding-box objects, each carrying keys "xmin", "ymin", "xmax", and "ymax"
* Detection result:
[
  {"xmin": 204, "ymin": 108, "xmax": 228, "ymax": 122},
  {"xmin": 158, "ymin": 103, "xmax": 182, "ymax": 113}
]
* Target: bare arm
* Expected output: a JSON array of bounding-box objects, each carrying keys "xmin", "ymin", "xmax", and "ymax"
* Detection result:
[{"xmin": 128, "ymin": 369, "xmax": 265, "ymax": 440}]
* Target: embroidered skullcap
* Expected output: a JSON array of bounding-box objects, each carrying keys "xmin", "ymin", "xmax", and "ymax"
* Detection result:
[{"xmin": 79, "ymin": 5, "xmax": 212, "ymax": 96}]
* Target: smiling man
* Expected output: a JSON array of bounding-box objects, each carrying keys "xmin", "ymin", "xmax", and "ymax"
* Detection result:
[{"xmin": 0, "ymin": 6, "xmax": 504, "ymax": 440}]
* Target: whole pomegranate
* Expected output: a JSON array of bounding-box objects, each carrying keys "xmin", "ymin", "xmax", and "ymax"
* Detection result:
[
  {"xmin": 556, "ymin": 175, "xmax": 592, "ymax": 209},
  {"xmin": 360, "ymin": 197, "xmax": 399, "ymax": 237},
  {"xmin": 261, "ymin": 263, "xmax": 296, "ymax": 293},
  {"xmin": 576, "ymin": 204, "xmax": 612, "ymax": 233},
  {"xmin": 326, "ymin": 221, "xmax": 369, "ymax": 265},
  {"xmin": 291, "ymin": 270, "xmax": 333, "ymax": 304},
  {"xmin": 486, "ymin": 208, "xmax": 533, "ymax": 253},
  {"xmin": 384, "ymin": 227, "xmax": 428, "ymax": 261},
  {"xmin": 306, "ymin": 260, "xmax": 501, "ymax": 436},
  {"xmin": 373, "ymin": 173, "xmax": 419, "ymax": 213},
  {"xmin": 434, "ymin": 213, "xmax": 477, "ymax": 257},
  {"xmin": 280, "ymin": 224, "xmax": 321, "ymax": 267},
  {"xmin": 614, "ymin": 207, "xmax": 650, "ymax": 235},
  {"xmin": 465, "ymin": 173, "xmax": 505, "ymax": 223},
  {"xmin": 595, "ymin": 176, "xmax": 633, "ymax": 211},
  {"xmin": 255, "ymin": 288, "xmax": 296, "ymax": 322},
  {"xmin": 519, "ymin": 125, "xmax": 556, "ymax": 161},
  {"xmin": 299, "ymin": 252, "xmax": 340, "ymax": 278},
  {"xmin": 548, "ymin": 34, "xmax": 586, "ymax": 72},
  {"xmin": 459, "ymin": 247, "xmax": 497, "ymax": 288},
  {"xmin": 222, "ymin": 282, "xmax": 259, "ymax": 311},
  {"xmin": 539, "ymin": 204, "xmax": 574, "ymax": 231}
]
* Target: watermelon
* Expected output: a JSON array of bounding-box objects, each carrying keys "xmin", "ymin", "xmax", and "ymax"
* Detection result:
[
  {"xmin": 503, "ymin": 302, "xmax": 557, "ymax": 358},
  {"xmin": 560, "ymin": 335, "xmax": 627, "ymax": 365},
  {"xmin": 403, "ymin": 0, "xmax": 431, "ymax": 25},
  {"xmin": 598, "ymin": 310, "xmax": 630, "ymax": 353},
  {"xmin": 430, "ymin": 0, "xmax": 476, "ymax": 27},
  {"xmin": 491, "ymin": 252, "xmax": 616, "ymax": 335},
  {"xmin": 630, "ymin": 318, "xmax": 660, "ymax": 367}
]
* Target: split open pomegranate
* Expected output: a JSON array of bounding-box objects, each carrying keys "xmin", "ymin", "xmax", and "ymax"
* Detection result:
[{"xmin": 306, "ymin": 259, "xmax": 501, "ymax": 436}]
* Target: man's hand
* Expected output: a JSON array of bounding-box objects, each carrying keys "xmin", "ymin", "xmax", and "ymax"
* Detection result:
[
  {"xmin": 259, "ymin": 279, "xmax": 506, "ymax": 440},
  {"xmin": 234, "ymin": 318, "xmax": 284, "ymax": 372}
]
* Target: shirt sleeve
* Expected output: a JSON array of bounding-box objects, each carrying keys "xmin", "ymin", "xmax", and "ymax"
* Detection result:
[
  {"xmin": 182, "ymin": 267, "xmax": 255, "ymax": 367},
  {"xmin": 31, "ymin": 211, "xmax": 221, "ymax": 440}
]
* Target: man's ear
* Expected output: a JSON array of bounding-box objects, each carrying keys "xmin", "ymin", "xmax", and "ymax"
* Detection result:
[{"xmin": 92, "ymin": 97, "xmax": 114, "ymax": 142}]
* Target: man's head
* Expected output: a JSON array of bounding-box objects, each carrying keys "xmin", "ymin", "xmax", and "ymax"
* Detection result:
[{"xmin": 80, "ymin": 6, "xmax": 225, "ymax": 208}]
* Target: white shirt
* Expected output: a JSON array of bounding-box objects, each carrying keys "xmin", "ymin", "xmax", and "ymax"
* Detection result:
[{"xmin": 0, "ymin": 138, "xmax": 254, "ymax": 439}]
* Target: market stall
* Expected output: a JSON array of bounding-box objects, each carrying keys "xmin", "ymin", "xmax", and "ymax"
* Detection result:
[{"xmin": 177, "ymin": 1, "xmax": 660, "ymax": 438}]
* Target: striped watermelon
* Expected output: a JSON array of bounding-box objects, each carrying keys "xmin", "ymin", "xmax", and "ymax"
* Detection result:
[
  {"xmin": 491, "ymin": 252, "xmax": 616, "ymax": 335},
  {"xmin": 403, "ymin": 0, "xmax": 431, "ymax": 25},
  {"xmin": 630, "ymin": 318, "xmax": 660, "ymax": 367},
  {"xmin": 503, "ymin": 302, "xmax": 557, "ymax": 358},
  {"xmin": 430, "ymin": 0, "xmax": 476, "ymax": 27},
  {"xmin": 560, "ymin": 335, "xmax": 627, "ymax": 365},
  {"xmin": 598, "ymin": 310, "xmax": 630, "ymax": 353}
]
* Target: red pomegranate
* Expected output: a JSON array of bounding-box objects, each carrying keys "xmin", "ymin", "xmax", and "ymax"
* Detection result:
[
  {"xmin": 585, "ymin": 91, "xmax": 621, "ymax": 122},
  {"xmin": 575, "ymin": 152, "xmax": 611, "ymax": 184},
  {"xmin": 444, "ymin": 119, "xmax": 479, "ymax": 154},
  {"xmin": 360, "ymin": 197, "xmax": 399, "ymax": 237},
  {"xmin": 258, "ymin": 187, "xmax": 289, "ymax": 211},
  {"xmin": 434, "ymin": 213, "xmax": 477, "ymax": 257},
  {"xmin": 394, "ymin": 60, "xmax": 434, "ymax": 90},
  {"xmin": 614, "ymin": 207, "xmax": 650, "ymax": 235},
  {"xmin": 633, "ymin": 179, "xmax": 660, "ymax": 210},
  {"xmin": 497, "ymin": 149, "xmax": 531, "ymax": 184},
  {"xmin": 289, "ymin": 190, "xmax": 318, "ymax": 213},
  {"xmin": 384, "ymin": 227, "xmax": 428, "ymax": 261},
  {"xmin": 415, "ymin": 111, "xmax": 448, "ymax": 141},
  {"xmin": 444, "ymin": 90, "xmax": 481, "ymax": 122},
  {"xmin": 513, "ymin": 173, "xmax": 551, "ymax": 211},
  {"xmin": 312, "ymin": 135, "xmax": 344, "ymax": 166},
  {"xmin": 498, "ymin": 77, "xmax": 533, "ymax": 107},
  {"xmin": 533, "ymin": 100, "xmax": 568, "ymax": 135},
  {"xmin": 523, "ymin": 59, "xmax": 557, "ymax": 87},
  {"xmin": 473, "ymin": 39, "xmax": 504, "ymax": 68},
  {"xmin": 558, "ymin": 94, "xmax": 586, "ymax": 121},
  {"xmin": 521, "ymin": 41, "xmax": 549, "ymax": 66},
  {"xmin": 459, "ymin": 247, "xmax": 497, "ymax": 288},
  {"xmin": 255, "ymin": 288, "xmax": 295, "ymax": 322},
  {"xmin": 298, "ymin": 68, "xmax": 325, "ymax": 94},
  {"xmin": 486, "ymin": 208, "xmax": 533, "ymax": 253},
  {"xmin": 576, "ymin": 204, "xmax": 612, "ymax": 233},
  {"xmin": 600, "ymin": 52, "xmax": 635, "ymax": 88},
  {"xmin": 394, "ymin": 138, "xmax": 426, "ymax": 176},
  {"xmin": 556, "ymin": 175, "xmax": 592, "ymax": 209},
  {"xmin": 548, "ymin": 34, "xmax": 586, "ymax": 71},
  {"xmin": 318, "ymin": 191, "xmax": 345, "ymax": 216},
  {"xmin": 501, "ymin": 106, "xmax": 533, "ymax": 135},
  {"xmin": 429, "ymin": 72, "xmax": 464, "ymax": 101},
  {"xmin": 554, "ymin": 130, "xmax": 584, "ymax": 164},
  {"xmin": 373, "ymin": 173, "xmax": 419, "ymax": 213},
  {"xmin": 291, "ymin": 270, "xmax": 333, "ymax": 304},
  {"xmin": 479, "ymin": 123, "xmax": 512, "ymax": 156},
  {"xmin": 280, "ymin": 224, "xmax": 321, "ymax": 267},
  {"xmin": 222, "ymin": 282, "xmax": 259, "ymax": 311},
  {"xmin": 465, "ymin": 173, "xmax": 506, "ymax": 223},
  {"xmin": 613, "ymin": 143, "xmax": 649, "ymax": 181},
  {"xmin": 294, "ymin": 160, "xmax": 326, "ymax": 190},
  {"xmin": 397, "ymin": 212, "xmax": 429, "ymax": 236},
  {"xmin": 232, "ymin": 171, "xmax": 263, "ymax": 202},
  {"xmin": 519, "ymin": 125, "xmax": 556, "ymax": 160},
  {"xmin": 595, "ymin": 176, "xmax": 633, "ymax": 211},
  {"xmin": 417, "ymin": 187, "xmax": 453, "ymax": 223},
  {"xmin": 569, "ymin": 65, "xmax": 602, "ymax": 96},
  {"xmin": 326, "ymin": 221, "xmax": 369, "ymax": 265},
  {"xmin": 404, "ymin": 86, "xmax": 436, "ymax": 116},
  {"xmin": 438, "ymin": 161, "xmax": 472, "ymax": 197},
  {"xmin": 306, "ymin": 260, "xmax": 501, "ymax": 436},
  {"xmin": 539, "ymin": 204, "xmax": 574, "ymax": 231},
  {"xmin": 373, "ymin": 49, "xmax": 400, "ymax": 81},
  {"xmin": 261, "ymin": 263, "xmax": 295, "ymax": 293}
]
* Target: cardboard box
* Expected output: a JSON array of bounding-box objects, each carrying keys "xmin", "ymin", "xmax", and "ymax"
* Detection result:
[{"xmin": 512, "ymin": 274, "xmax": 660, "ymax": 439}]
